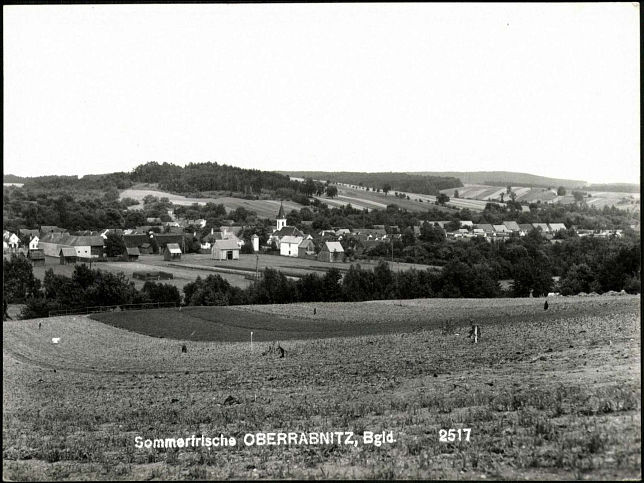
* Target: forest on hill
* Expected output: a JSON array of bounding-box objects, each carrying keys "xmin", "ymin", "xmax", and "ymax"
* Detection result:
[{"xmin": 4, "ymin": 162, "xmax": 303, "ymax": 198}]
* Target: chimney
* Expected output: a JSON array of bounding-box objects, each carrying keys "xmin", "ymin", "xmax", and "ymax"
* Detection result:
[{"xmin": 211, "ymin": 227, "xmax": 214, "ymax": 235}]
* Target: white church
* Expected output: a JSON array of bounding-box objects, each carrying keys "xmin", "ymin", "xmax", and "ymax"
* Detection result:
[{"xmin": 267, "ymin": 201, "xmax": 306, "ymax": 257}]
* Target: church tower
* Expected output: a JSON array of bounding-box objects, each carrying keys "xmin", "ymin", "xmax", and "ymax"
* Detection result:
[{"xmin": 276, "ymin": 201, "xmax": 287, "ymax": 231}]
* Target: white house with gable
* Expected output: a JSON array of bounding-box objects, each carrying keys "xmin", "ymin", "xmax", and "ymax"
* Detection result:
[{"xmin": 280, "ymin": 236, "xmax": 303, "ymax": 257}]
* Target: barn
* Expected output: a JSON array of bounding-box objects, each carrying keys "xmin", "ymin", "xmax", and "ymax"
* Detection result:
[
  {"xmin": 126, "ymin": 247, "xmax": 140, "ymax": 261},
  {"xmin": 298, "ymin": 238, "xmax": 317, "ymax": 258},
  {"xmin": 59, "ymin": 247, "xmax": 77, "ymax": 265},
  {"xmin": 212, "ymin": 239, "xmax": 240, "ymax": 260},
  {"xmin": 28, "ymin": 249, "xmax": 46, "ymax": 266},
  {"xmin": 163, "ymin": 243, "xmax": 182, "ymax": 261},
  {"xmin": 318, "ymin": 241, "xmax": 344, "ymax": 263}
]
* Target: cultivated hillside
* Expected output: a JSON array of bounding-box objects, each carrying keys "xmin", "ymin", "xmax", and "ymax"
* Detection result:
[{"xmin": 411, "ymin": 171, "xmax": 587, "ymax": 188}]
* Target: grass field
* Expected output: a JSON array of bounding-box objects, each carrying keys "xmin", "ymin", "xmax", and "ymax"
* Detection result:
[
  {"xmin": 119, "ymin": 188, "xmax": 305, "ymax": 219},
  {"xmin": 29, "ymin": 254, "xmax": 440, "ymax": 297},
  {"xmin": 3, "ymin": 295, "xmax": 640, "ymax": 480},
  {"xmin": 31, "ymin": 255, "xmax": 254, "ymax": 291}
]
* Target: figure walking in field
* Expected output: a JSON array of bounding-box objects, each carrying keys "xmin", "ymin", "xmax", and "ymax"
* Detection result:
[
  {"xmin": 39, "ymin": 322, "xmax": 42, "ymax": 330},
  {"xmin": 544, "ymin": 300, "xmax": 549, "ymax": 310},
  {"xmin": 468, "ymin": 324, "xmax": 481, "ymax": 344}
]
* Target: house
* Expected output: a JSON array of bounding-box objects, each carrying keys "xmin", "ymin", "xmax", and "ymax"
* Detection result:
[
  {"xmin": 518, "ymin": 224, "xmax": 534, "ymax": 235},
  {"xmin": 68, "ymin": 236, "xmax": 104, "ymax": 259},
  {"xmin": 532, "ymin": 223, "xmax": 550, "ymax": 233},
  {"xmin": 126, "ymin": 247, "xmax": 140, "ymax": 261},
  {"xmin": 146, "ymin": 217, "xmax": 162, "ymax": 224},
  {"xmin": 432, "ymin": 221, "xmax": 452, "ymax": 229},
  {"xmin": 548, "ymin": 223, "xmax": 567, "ymax": 232},
  {"xmin": 268, "ymin": 224, "xmax": 305, "ymax": 246},
  {"xmin": 318, "ymin": 241, "xmax": 345, "ymax": 263},
  {"xmin": 28, "ymin": 236, "xmax": 40, "ymax": 251},
  {"xmin": 201, "ymin": 232, "xmax": 223, "ymax": 251},
  {"xmin": 503, "ymin": 221, "xmax": 521, "ymax": 232},
  {"xmin": 460, "ymin": 221, "xmax": 474, "ymax": 228},
  {"xmin": 59, "ymin": 247, "xmax": 78, "ymax": 265},
  {"xmin": 163, "ymin": 243, "xmax": 182, "ymax": 261},
  {"xmin": 39, "ymin": 233, "xmax": 104, "ymax": 259},
  {"xmin": 140, "ymin": 243, "xmax": 152, "ymax": 254},
  {"xmin": 39, "ymin": 233, "xmax": 70, "ymax": 257},
  {"xmin": 220, "ymin": 226, "xmax": 243, "ymax": 237},
  {"xmin": 212, "ymin": 239, "xmax": 240, "ymax": 260},
  {"xmin": 280, "ymin": 236, "xmax": 304, "ymax": 257},
  {"xmin": 3, "ymin": 232, "xmax": 20, "ymax": 251},
  {"xmin": 99, "ymin": 229, "xmax": 124, "ymax": 239},
  {"xmin": 493, "ymin": 224, "xmax": 512, "ymax": 234},
  {"xmin": 28, "ymin": 249, "xmax": 46, "ymax": 266},
  {"xmin": 154, "ymin": 234, "xmax": 185, "ymax": 251},
  {"xmin": 298, "ymin": 238, "xmax": 317, "ymax": 258},
  {"xmin": 19, "ymin": 228, "xmax": 39, "ymax": 239},
  {"xmin": 40, "ymin": 225, "xmax": 66, "ymax": 237},
  {"xmin": 354, "ymin": 228, "xmax": 387, "ymax": 240},
  {"xmin": 185, "ymin": 219, "xmax": 207, "ymax": 228},
  {"xmin": 474, "ymin": 224, "xmax": 495, "ymax": 235}
]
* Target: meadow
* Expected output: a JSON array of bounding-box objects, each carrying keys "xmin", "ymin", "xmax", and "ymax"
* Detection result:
[
  {"xmin": 3, "ymin": 295, "xmax": 640, "ymax": 480},
  {"xmin": 119, "ymin": 188, "xmax": 305, "ymax": 218}
]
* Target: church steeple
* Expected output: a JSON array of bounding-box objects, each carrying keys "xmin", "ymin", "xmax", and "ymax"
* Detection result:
[{"xmin": 276, "ymin": 201, "xmax": 287, "ymax": 231}]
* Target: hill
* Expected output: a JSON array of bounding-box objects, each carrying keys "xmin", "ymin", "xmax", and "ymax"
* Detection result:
[
  {"xmin": 278, "ymin": 171, "xmax": 462, "ymax": 195},
  {"xmin": 3, "ymin": 174, "xmax": 29, "ymax": 184},
  {"xmin": 411, "ymin": 171, "xmax": 587, "ymax": 188}
]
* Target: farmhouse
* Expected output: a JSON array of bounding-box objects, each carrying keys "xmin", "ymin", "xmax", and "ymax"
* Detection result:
[
  {"xmin": 474, "ymin": 224, "xmax": 495, "ymax": 235},
  {"xmin": 59, "ymin": 247, "xmax": 78, "ymax": 264},
  {"xmin": 3, "ymin": 231, "xmax": 20, "ymax": 251},
  {"xmin": 532, "ymin": 223, "xmax": 550, "ymax": 233},
  {"xmin": 126, "ymin": 247, "xmax": 140, "ymax": 261},
  {"xmin": 28, "ymin": 249, "xmax": 46, "ymax": 266},
  {"xmin": 493, "ymin": 224, "xmax": 512, "ymax": 234},
  {"xmin": 548, "ymin": 223, "xmax": 567, "ymax": 232},
  {"xmin": 40, "ymin": 225, "xmax": 66, "ymax": 237},
  {"xmin": 155, "ymin": 234, "xmax": 185, "ymax": 251},
  {"xmin": 298, "ymin": 238, "xmax": 317, "ymax": 258},
  {"xmin": 212, "ymin": 239, "xmax": 240, "ymax": 260},
  {"xmin": 163, "ymin": 243, "xmax": 182, "ymax": 261},
  {"xmin": 503, "ymin": 221, "xmax": 520, "ymax": 232},
  {"xmin": 39, "ymin": 234, "xmax": 104, "ymax": 259},
  {"xmin": 318, "ymin": 241, "xmax": 344, "ymax": 263},
  {"xmin": 280, "ymin": 236, "xmax": 304, "ymax": 257}
]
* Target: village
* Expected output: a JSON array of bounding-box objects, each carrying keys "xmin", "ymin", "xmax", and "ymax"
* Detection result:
[{"xmin": 1, "ymin": 200, "xmax": 629, "ymax": 268}]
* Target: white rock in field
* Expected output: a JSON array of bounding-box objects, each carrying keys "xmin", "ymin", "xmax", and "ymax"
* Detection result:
[{"xmin": 52, "ymin": 338, "xmax": 60, "ymax": 344}]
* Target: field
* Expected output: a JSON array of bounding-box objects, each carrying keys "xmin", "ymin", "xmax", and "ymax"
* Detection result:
[
  {"xmin": 3, "ymin": 295, "xmax": 640, "ymax": 480},
  {"xmin": 29, "ymin": 254, "xmax": 439, "ymax": 301},
  {"xmin": 31, "ymin": 255, "xmax": 254, "ymax": 291},
  {"xmin": 440, "ymin": 185, "xmax": 641, "ymax": 212},
  {"xmin": 330, "ymin": 183, "xmax": 488, "ymax": 212},
  {"xmin": 119, "ymin": 188, "xmax": 305, "ymax": 219}
]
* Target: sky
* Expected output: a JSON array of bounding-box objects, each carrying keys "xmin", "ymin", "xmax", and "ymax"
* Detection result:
[{"xmin": 3, "ymin": 3, "xmax": 640, "ymax": 184}]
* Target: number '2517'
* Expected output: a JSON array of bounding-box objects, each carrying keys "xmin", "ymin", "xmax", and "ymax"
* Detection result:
[{"xmin": 439, "ymin": 428, "xmax": 471, "ymax": 442}]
